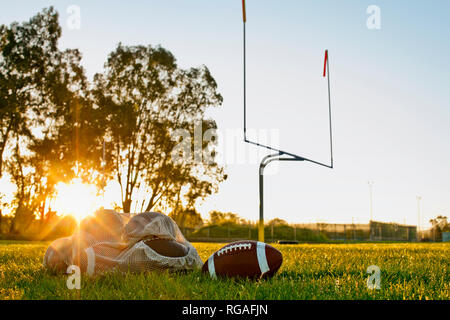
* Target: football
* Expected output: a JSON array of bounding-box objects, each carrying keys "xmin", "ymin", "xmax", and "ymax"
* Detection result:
[{"xmin": 202, "ymin": 241, "xmax": 282, "ymax": 279}]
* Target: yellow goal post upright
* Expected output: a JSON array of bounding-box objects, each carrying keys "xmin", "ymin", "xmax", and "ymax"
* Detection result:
[{"xmin": 241, "ymin": 0, "xmax": 335, "ymax": 242}]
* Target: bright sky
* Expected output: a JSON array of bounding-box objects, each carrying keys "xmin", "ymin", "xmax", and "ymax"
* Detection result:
[{"xmin": 1, "ymin": 0, "xmax": 449, "ymax": 227}]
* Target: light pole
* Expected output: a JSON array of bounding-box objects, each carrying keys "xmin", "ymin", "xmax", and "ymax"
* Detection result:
[
  {"xmin": 416, "ymin": 196, "xmax": 422, "ymax": 241},
  {"xmin": 368, "ymin": 181, "xmax": 374, "ymax": 241},
  {"xmin": 368, "ymin": 181, "xmax": 374, "ymax": 222}
]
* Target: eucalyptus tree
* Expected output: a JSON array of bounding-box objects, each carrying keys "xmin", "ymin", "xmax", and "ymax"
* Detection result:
[
  {"xmin": 93, "ymin": 44, "xmax": 226, "ymax": 214},
  {"xmin": 1, "ymin": 8, "xmax": 104, "ymax": 233},
  {"xmin": 0, "ymin": 7, "xmax": 62, "ymax": 178}
]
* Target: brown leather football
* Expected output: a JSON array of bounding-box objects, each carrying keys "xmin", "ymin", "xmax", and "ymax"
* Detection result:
[{"xmin": 202, "ymin": 241, "xmax": 282, "ymax": 279}]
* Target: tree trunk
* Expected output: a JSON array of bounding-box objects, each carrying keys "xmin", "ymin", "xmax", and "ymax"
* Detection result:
[
  {"xmin": 0, "ymin": 140, "xmax": 6, "ymax": 178},
  {"xmin": 9, "ymin": 215, "xmax": 16, "ymax": 235},
  {"xmin": 0, "ymin": 117, "xmax": 14, "ymax": 178},
  {"xmin": 123, "ymin": 198, "xmax": 131, "ymax": 214}
]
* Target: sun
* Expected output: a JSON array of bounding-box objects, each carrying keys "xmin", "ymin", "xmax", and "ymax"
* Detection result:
[{"xmin": 53, "ymin": 178, "xmax": 103, "ymax": 222}]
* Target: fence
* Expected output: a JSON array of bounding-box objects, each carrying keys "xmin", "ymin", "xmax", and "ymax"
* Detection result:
[
  {"xmin": 370, "ymin": 221, "xmax": 417, "ymax": 241},
  {"xmin": 184, "ymin": 221, "xmax": 418, "ymax": 243}
]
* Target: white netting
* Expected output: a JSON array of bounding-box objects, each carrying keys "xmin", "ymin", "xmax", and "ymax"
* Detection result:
[{"xmin": 43, "ymin": 209, "xmax": 203, "ymax": 275}]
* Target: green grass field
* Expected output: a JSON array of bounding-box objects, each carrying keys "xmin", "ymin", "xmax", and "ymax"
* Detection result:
[{"xmin": 0, "ymin": 241, "xmax": 448, "ymax": 300}]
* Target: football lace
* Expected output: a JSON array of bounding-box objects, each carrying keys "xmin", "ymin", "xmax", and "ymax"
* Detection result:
[{"xmin": 217, "ymin": 242, "xmax": 252, "ymax": 256}]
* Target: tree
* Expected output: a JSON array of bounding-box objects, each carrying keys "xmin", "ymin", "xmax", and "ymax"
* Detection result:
[
  {"xmin": 209, "ymin": 211, "xmax": 242, "ymax": 225},
  {"xmin": 93, "ymin": 44, "xmax": 226, "ymax": 213},
  {"xmin": 6, "ymin": 141, "xmax": 37, "ymax": 234},
  {"xmin": 268, "ymin": 218, "xmax": 288, "ymax": 226},
  {"xmin": 0, "ymin": 7, "xmax": 62, "ymax": 233},
  {"xmin": 1, "ymin": 8, "xmax": 227, "ymax": 235},
  {"xmin": 429, "ymin": 215, "xmax": 449, "ymax": 241},
  {"xmin": 170, "ymin": 208, "xmax": 203, "ymax": 229},
  {"xmin": 6, "ymin": 47, "xmax": 102, "ymax": 233},
  {"xmin": 2, "ymin": 8, "xmax": 104, "ymax": 234},
  {"xmin": 0, "ymin": 192, "xmax": 6, "ymax": 234},
  {"xmin": 0, "ymin": 7, "xmax": 62, "ymax": 178}
]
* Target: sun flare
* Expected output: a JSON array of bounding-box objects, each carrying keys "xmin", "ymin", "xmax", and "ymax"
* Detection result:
[{"xmin": 53, "ymin": 178, "xmax": 103, "ymax": 222}]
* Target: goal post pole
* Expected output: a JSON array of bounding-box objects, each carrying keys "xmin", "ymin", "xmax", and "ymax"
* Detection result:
[{"xmin": 258, "ymin": 153, "xmax": 305, "ymax": 242}]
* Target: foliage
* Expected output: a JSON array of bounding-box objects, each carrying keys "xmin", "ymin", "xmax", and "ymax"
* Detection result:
[
  {"xmin": 268, "ymin": 218, "xmax": 288, "ymax": 226},
  {"xmin": 208, "ymin": 211, "xmax": 246, "ymax": 225},
  {"xmin": 169, "ymin": 208, "xmax": 203, "ymax": 229},
  {"xmin": 92, "ymin": 43, "xmax": 225, "ymax": 214},
  {"xmin": 0, "ymin": 7, "xmax": 61, "ymax": 178},
  {"xmin": 0, "ymin": 8, "xmax": 226, "ymax": 235},
  {"xmin": 429, "ymin": 216, "xmax": 449, "ymax": 231},
  {"xmin": 0, "ymin": 8, "xmax": 105, "ymax": 234},
  {"xmin": 427, "ymin": 216, "xmax": 450, "ymax": 242}
]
